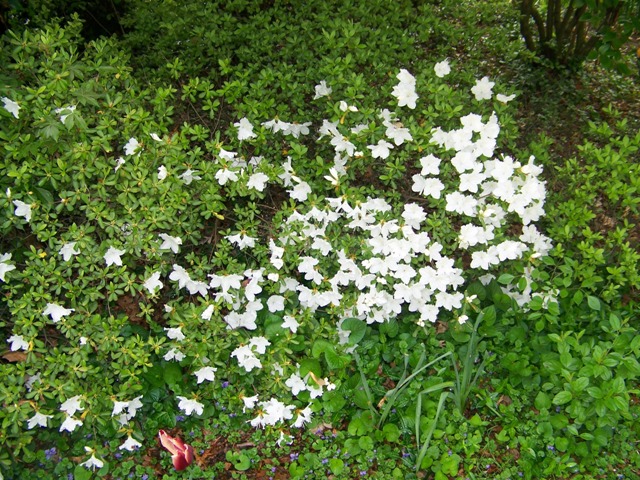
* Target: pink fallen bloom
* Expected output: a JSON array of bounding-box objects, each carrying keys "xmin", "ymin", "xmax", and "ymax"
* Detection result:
[{"xmin": 158, "ymin": 430, "xmax": 194, "ymax": 471}]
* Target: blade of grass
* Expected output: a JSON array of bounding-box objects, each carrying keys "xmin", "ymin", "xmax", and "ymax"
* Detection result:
[
  {"xmin": 353, "ymin": 350, "xmax": 379, "ymax": 420},
  {"xmin": 415, "ymin": 389, "xmax": 451, "ymax": 472},
  {"xmin": 378, "ymin": 351, "xmax": 452, "ymax": 427}
]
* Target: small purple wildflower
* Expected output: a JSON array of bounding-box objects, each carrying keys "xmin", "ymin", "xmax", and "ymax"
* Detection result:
[
  {"xmin": 221, "ymin": 381, "xmax": 230, "ymax": 388},
  {"xmin": 45, "ymin": 447, "xmax": 57, "ymax": 460},
  {"xmin": 290, "ymin": 453, "xmax": 299, "ymax": 461},
  {"xmin": 176, "ymin": 415, "xmax": 186, "ymax": 422}
]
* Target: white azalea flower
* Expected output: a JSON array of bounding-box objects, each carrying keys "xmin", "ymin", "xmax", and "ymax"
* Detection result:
[
  {"xmin": 313, "ymin": 80, "xmax": 332, "ymax": 99},
  {"xmin": 7, "ymin": 334, "xmax": 28, "ymax": 351},
  {"xmin": 367, "ymin": 139, "xmax": 394, "ymax": 159},
  {"xmin": 247, "ymin": 172, "xmax": 269, "ymax": 191},
  {"xmin": 234, "ymin": 117, "xmax": 256, "ymax": 141},
  {"xmin": 143, "ymin": 271, "xmax": 163, "ymax": 293},
  {"xmin": 59, "ymin": 242, "xmax": 80, "ymax": 261},
  {"xmin": 176, "ymin": 396, "xmax": 204, "ymax": 416},
  {"xmin": 80, "ymin": 450, "xmax": 104, "ymax": 471},
  {"xmin": 391, "ymin": 69, "xmax": 418, "ymax": 109},
  {"xmin": 164, "ymin": 347, "xmax": 185, "ymax": 362},
  {"xmin": 13, "ymin": 200, "xmax": 32, "ymax": 222},
  {"xmin": 60, "ymin": 395, "xmax": 84, "ymax": 416},
  {"xmin": 178, "ymin": 169, "xmax": 201, "ymax": 185},
  {"xmin": 194, "ymin": 366, "xmax": 217, "ymax": 384},
  {"xmin": 0, "ymin": 253, "xmax": 16, "ymax": 281},
  {"xmin": 434, "ymin": 59, "xmax": 451, "ymax": 78},
  {"xmin": 119, "ymin": 436, "xmax": 142, "ymax": 451},
  {"xmin": 43, "ymin": 303, "xmax": 75, "ymax": 323},
  {"xmin": 496, "ymin": 93, "xmax": 516, "ymax": 103},
  {"xmin": 165, "ymin": 326, "xmax": 185, "ymax": 341},
  {"xmin": 201, "ymin": 304, "xmax": 215, "ymax": 320},
  {"xmin": 104, "ymin": 247, "xmax": 126, "ymax": 266},
  {"xmin": 2, "ymin": 97, "xmax": 20, "ymax": 118},
  {"xmin": 114, "ymin": 157, "xmax": 125, "ymax": 172},
  {"xmin": 27, "ymin": 411, "xmax": 52, "ymax": 429},
  {"xmin": 59, "ymin": 415, "xmax": 83, "ymax": 433},
  {"xmin": 471, "ymin": 76, "xmax": 495, "ymax": 101},
  {"xmin": 124, "ymin": 137, "xmax": 140, "ymax": 155},
  {"xmin": 159, "ymin": 233, "xmax": 182, "ymax": 254}
]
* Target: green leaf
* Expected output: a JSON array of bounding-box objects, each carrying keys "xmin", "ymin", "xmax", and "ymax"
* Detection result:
[
  {"xmin": 264, "ymin": 313, "xmax": 286, "ymax": 338},
  {"xmin": 148, "ymin": 387, "xmax": 166, "ymax": 403},
  {"xmin": 163, "ymin": 362, "xmax": 183, "ymax": 386},
  {"xmin": 299, "ymin": 358, "xmax": 322, "ymax": 378},
  {"xmin": 312, "ymin": 339, "xmax": 333, "ymax": 358},
  {"xmin": 142, "ymin": 364, "xmax": 165, "ymax": 388},
  {"xmin": 465, "ymin": 281, "xmax": 486, "ymax": 301},
  {"xmin": 480, "ymin": 305, "xmax": 496, "ymax": 325},
  {"xmin": 468, "ymin": 413, "xmax": 487, "ymax": 427},
  {"xmin": 233, "ymin": 454, "xmax": 251, "ymax": 471},
  {"xmin": 380, "ymin": 319, "xmax": 399, "ymax": 338},
  {"xmin": 41, "ymin": 123, "xmax": 59, "ymax": 141},
  {"xmin": 555, "ymin": 437, "xmax": 570, "ymax": 452},
  {"xmin": 73, "ymin": 464, "xmax": 93, "ymax": 480},
  {"xmin": 34, "ymin": 187, "xmax": 54, "ymax": 207},
  {"xmin": 572, "ymin": 377, "xmax": 589, "ymax": 392},
  {"xmin": 382, "ymin": 423, "xmax": 401, "ymax": 442},
  {"xmin": 329, "ymin": 458, "xmax": 344, "ymax": 475},
  {"xmin": 325, "ymin": 349, "xmax": 349, "ymax": 370},
  {"xmin": 587, "ymin": 295, "xmax": 601, "ymax": 311},
  {"xmin": 358, "ymin": 435, "xmax": 374, "ymax": 451},
  {"xmin": 323, "ymin": 389, "xmax": 346, "ymax": 413},
  {"xmin": 572, "ymin": 290, "xmax": 584, "ymax": 305},
  {"xmin": 342, "ymin": 317, "xmax": 366, "ymax": 345},
  {"xmin": 156, "ymin": 411, "xmax": 176, "ymax": 428},
  {"xmin": 535, "ymin": 392, "xmax": 552, "ymax": 410},
  {"xmin": 550, "ymin": 414, "xmax": 569, "ymax": 430},
  {"xmin": 608, "ymin": 314, "xmax": 621, "ymax": 331},
  {"xmin": 353, "ymin": 389, "xmax": 372, "ymax": 410},
  {"xmin": 553, "ymin": 391, "xmax": 573, "ymax": 405},
  {"xmin": 289, "ymin": 335, "xmax": 307, "ymax": 352}
]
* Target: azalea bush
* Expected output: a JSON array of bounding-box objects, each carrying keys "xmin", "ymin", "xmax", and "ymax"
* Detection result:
[{"xmin": 0, "ymin": 12, "xmax": 563, "ymax": 477}]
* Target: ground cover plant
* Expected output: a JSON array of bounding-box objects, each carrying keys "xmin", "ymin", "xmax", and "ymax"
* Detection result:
[{"xmin": 1, "ymin": 1, "xmax": 639, "ymax": 479}]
